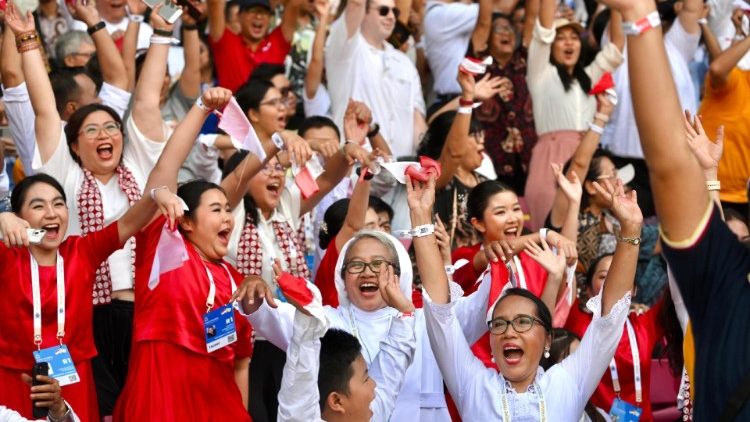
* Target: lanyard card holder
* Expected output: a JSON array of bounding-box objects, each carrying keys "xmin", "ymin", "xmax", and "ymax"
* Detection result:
[
  {"xmin": 610, "ymin": 398, "xmax": 643, "ymax": 422},
  {"xmin": 204, "ymin": 303, "xmax": 238, "ymax": 353},
  {"xmin": 32, "ymin": 344, "xmax": 80, "ymax": 387}
]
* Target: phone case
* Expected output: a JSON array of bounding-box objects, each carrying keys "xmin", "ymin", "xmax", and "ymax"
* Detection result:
[{"xmin": 32, "ymin": 362, "xmax": 50, "ymax": 419}]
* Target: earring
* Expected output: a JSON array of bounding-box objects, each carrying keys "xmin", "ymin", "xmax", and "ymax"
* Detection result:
[{"xmin": 544, "ymin": 347, "xmax": 550, "ymax": 359}]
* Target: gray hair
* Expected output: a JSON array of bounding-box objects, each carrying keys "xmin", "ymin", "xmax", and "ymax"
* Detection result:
[
  {"xmin": 341, "ymin": 230, "xmax": 401, "ymax": 276},
  {"xmin": 54, "ymin": 31, "xmax": 93, "ymax": 64}
]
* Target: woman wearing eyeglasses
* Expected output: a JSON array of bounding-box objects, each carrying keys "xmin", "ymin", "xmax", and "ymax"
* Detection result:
[
  {"xmin": 415, "ymin": 173, "xmax": 640, "ymax": 420},
  {"xmin": 227, "ymin": 78, "xmax": 373, "ymax": 421},
  {"xmin": 234, "ymin": 222, "xmax": 494, "ymax": 421}
]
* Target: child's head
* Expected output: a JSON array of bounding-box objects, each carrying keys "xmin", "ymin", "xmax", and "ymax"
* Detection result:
[{"xmin": 319, "ymin": 329, "xmax": 376, "ymax": 421}]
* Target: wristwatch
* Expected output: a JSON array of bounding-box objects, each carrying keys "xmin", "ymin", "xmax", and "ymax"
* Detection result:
[
  {"xmin": 367, "ymin": 122, "xmax": 380, "ymax": 138},
  {"xmin": 617, "ymin": 233, "xmax": 641, "ymax": 246}
]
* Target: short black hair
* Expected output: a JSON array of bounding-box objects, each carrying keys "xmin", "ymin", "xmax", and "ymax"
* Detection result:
[
  {"xmin": 467, "ymin": 179, "xmax": 514, "ymax": 222},
  {"xmin": 492, "ymin": 288, "xmax": 553, "ymax": 333},
  {"xmin": 11, "ymin": 174, "xmax": 67, "ymax": 214},
  {"xmin": 49, "ymin": 68, "xmax": 86, "ymax": 116},
  {"xmin": 298, "ymin": 116, "xmax": 341, "ymax": 140},
  {"xmin": 369, "ymin": 195, "xmax": 393, "ymax": 222},
  {"xmin": 318, "ymin": 329, "xmax": 362, "ymax": 412},
  {"xmin": 64, "ymin": 103, "xmax": 124, "ymax": 165},
  {"xmin": 417, "ymin": 110, "xmax": 483, "ymax": 160},
  {"xmin": 177, "ymin": 180, "xmax": 227, "ymax": 222},
  {"xmin": 236, "ymin": 79, "xmax": 275, "ymax": 112},
  {"xmin": 249, "ymin": 63, "xmax": 286, "ymax": 83}
]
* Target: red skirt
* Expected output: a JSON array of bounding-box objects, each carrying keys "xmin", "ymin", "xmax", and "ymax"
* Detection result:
[
  {"xmin": 0, "ymin": 360, "xmax": 99, "ymax": 421},
  {"xmin": 114, "ymin": 340, "xmax": 251, "ymax": 421}
]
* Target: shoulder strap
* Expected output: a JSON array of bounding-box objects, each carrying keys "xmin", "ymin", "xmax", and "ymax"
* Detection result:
[{"xmin": 719, "ymin": 370, "xmax": 750, "ymax": 422}]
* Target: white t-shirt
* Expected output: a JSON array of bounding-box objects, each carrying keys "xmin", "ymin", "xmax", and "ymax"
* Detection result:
[
  {"xmin": 302, "ymin": 84, "xmax": 332, "ymax": 118},
  {"xmin": 325, "ymin": 17, "xmax": 426, "ymax": 158},
  {"xmin": 226, "ymin": 183, "xmax": 303, "ymax": 288},
  {"xmin": 423, "ymin": 1, "xmax": 478, "ymax": 95},
  {"xmin": 601, "ymin": 19, "xmax": 700, "ymax": 158},
  {"xmin": 32, "ymin": 117, "xmax": 166, "ymax": 291}
]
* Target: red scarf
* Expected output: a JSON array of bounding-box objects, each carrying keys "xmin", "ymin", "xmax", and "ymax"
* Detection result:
[
  {"xmin": 236, "ymin": 213, "xmax": 310, "ymax": 280},
  {"xmin": 77, "ymin": 166, "xmax": 141, "ymax": 305}
]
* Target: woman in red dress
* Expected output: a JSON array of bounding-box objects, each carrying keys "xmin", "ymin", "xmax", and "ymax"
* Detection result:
[
  {"xmin": 0, "ymin": 167, "xmax": 180, "ymax": 419},
  {"xmin": 565, "ymin": 253, "xmax": 665, "ymax": 421},
  {"xmin": 113, "ymin": 87, "xmax": 311, "ymax": 420}
]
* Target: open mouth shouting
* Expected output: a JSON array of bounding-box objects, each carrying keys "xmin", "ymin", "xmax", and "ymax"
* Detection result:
[
  {"xmin": 502, "ymin": 342, "xmax": 524, "ymax": 365},
  {"xmin": 41, "ymin": 223, "xmax": 61, "ymax": 241},
  {"xmin": 217, "ymin": 228, "xmax": 231, "ymax": 246},
  {"xmin": 358, "ymin": 280, "xmax": 380, "ymax": 299},
  {"xmin": 96, "ymin": 143, "xmax": 114, "ymax": 161}
]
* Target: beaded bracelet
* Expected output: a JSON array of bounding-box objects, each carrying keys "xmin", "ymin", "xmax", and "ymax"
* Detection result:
[{"xmin": 17, "ymin": 41, "xmax": 41, "ymax": 53}]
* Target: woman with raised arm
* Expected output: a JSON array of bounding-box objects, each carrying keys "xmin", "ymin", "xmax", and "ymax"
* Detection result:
[
  {"xmin": 417, "ymin": 174, "xmax": 641, "ymax": 419},
  {"xmin": 523, "ymin": 0, "xmax": 624, "ymax": 230},
  {"xmin": 598, "ymin": 0, "xmax": 750, "ymax": 418},
  {"xmin": 112, "ymin": 87, "xmax": 303, "ymax": 420},
  {"xmin": 0, "ymin": 125, "xmax": 186, "ymax": 421}
]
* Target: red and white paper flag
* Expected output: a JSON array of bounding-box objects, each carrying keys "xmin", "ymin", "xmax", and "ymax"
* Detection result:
[
  {"xmin": 459, "ymin": 56, "xmax": 493, "ymax": 75},
  {"xmin": 277, "ymin": 272, "xmax": 326, "ymax": 324},
  {"xmin": 148, "ymin": 223, "xmax": 190, "ymax": 290},
  {"xmin": 218, "ymin": 97, "xmax": 267, "ymax": 161}
]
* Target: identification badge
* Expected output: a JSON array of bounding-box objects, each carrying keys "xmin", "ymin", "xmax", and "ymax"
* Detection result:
[
  {"xmin": 33, "ymin": 345, "xmax": 80, "ymax": 387},
  {"xmin": 203, "ymin": 303, "xmax": 237, "ymax": 352},
  {"xmin": 610, "ymin": 398, "xmax": 643, "ymax": 421}
]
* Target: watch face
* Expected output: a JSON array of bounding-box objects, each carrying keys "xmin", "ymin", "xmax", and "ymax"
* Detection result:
[{"xmin": 633, "ymin": 238, "xmax": 641, "ymax": 245}]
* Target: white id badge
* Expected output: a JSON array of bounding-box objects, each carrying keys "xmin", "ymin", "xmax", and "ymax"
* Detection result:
[
  {"xmin": 204, "ymin": 303, "xmax": 238, "ymax": 353},
  {"xmin": 33, "ymin": 344, "xmax": 80, "ymax": 387}
]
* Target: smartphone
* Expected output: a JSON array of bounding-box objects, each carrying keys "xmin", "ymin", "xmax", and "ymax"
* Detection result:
[
  {"xmin": 0, "ymin": 228, "xmax": 46, "ymax": 244},
  {"xmin": 143, "ymin": 0, "xmax": 184, "ymax": 24},
  {"xmin": 32, "ymin": 362, "xmax": 50, "ymax": 419},
  {"xmin": 175, "ymin": 0, "xmax": 203, "ymax": 21}
]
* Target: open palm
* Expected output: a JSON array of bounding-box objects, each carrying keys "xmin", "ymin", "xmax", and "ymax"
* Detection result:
[
  {"xmin": 592, "ymin": 179, "xmax": 642, "ymax": 228},
  {"xmin": 684, "ymin": 112, "xmax": 723, "ymax": 172},
  {"xmin": 5, "ymin": 2, "xmax": 37, "ymax": 35}
]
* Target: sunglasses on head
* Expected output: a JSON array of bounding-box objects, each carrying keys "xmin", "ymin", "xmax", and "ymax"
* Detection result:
[{"xmin": 374, "ymin": 5, "xmax": 399, "ymax": 18}]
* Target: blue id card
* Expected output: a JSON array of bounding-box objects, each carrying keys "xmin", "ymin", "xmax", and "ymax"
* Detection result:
[
  {"xmin": 610, "ymin": 398, "xmax": 643, "ymax": 422},
  {"xmin": 204, "ymin": 303, "xmax": 237, "ymax": 353},
  {"xmin": 32, "ymin": 344, "xmax": 80, "ymax": 387}
]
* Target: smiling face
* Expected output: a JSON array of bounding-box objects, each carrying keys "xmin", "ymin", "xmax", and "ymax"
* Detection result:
[
  {"xmin": 70, "ymin": 110, "xmax": 123, "ymax": 178},
  {"xmin": 179, "ymin": 189, "xmax": 234, "ymax": 261},
  {"xmin": 239, "ymin": 6, "xmax": 272, "ymax": 43},
  {"xmin": 490, "ymin": 295, "xmax": 550, "ymax": 388},
  {"xmin": 18, "ymin": 182, "xmax": 69, "ymax": 251},
  {"xmin": 472, "ymin": 190, "xmax": 523, "ymax": 242},
  {"xmin": 342, "ymin": 237, "xmax": 396, "ymax": 312},
  {"xmin": 489, "ymin": 16, "xmax": 517, "ymax": 58},
  {"xmin": 551, "ymin": 27, "xmax": 582, "ymax": 72},
  {"xmin": 460, "ymin": 131, "xmax": 486, "ymax": 171},
  {"xmin": 249, "ymin": 87, "xmax": 288, "ymax": 137},
  {"xmin": 248, "ymin": 157, "xmax": 285, "ymax": 217},
  {"xmin": 362, "ymin": 0, "xmax": 397, "ymax": 43}
]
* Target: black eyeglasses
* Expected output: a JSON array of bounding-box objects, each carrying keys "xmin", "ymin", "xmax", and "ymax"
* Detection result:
[
  {"xmin": 344, "ymin": 259, "xmax": 391, "ymax": 274},
  {"xmin": 487, "ymin": 314, "xmax": 545, "ymax": 335},
  {"xmin": 373, "ymin": 5, "xmax": 400, "ymax": 18}
]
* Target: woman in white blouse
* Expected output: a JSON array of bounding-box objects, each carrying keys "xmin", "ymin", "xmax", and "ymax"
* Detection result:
[
  {"xmin": 524, "ymin": 0, "xmax": 625, "ymax": 230},
  {"xmin": 410, "ymin": 173, "xmax": 641, "ymax": 420}
]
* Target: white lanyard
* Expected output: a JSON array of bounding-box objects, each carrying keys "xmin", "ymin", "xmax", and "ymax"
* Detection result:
[
  {"xmin": 608, "ymin": 319, "xmax": 642, "ymax": 403},
  {"xmin": 500, "ymin": 381, "xmax": 546, "ymax": 421},
  {"xmin": 30, "ymin": 252, "xmax": 65, "ymax": 349},
  {"xmin": 347, "ymin": 305, "xmax": 392, "ymax": 365},
  {"xmin": 508, "ymin": 256, "xmax": 527, "ymax": 290},
  {"xmin": 203, "ymin": 262, "xmax": 237, "ymax": 312}
]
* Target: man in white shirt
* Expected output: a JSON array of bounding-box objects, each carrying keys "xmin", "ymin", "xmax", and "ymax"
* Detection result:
[
  {"xmin": 422, "ymin": 0, "xmax": 478, "ymax": 102},
  {"xmin": 600, "ymin": 0, "xmax": 702, "ymax": 217},
  {"xmin": 325, "ymin": 0, "xmax": 427, "ymax": 159}
]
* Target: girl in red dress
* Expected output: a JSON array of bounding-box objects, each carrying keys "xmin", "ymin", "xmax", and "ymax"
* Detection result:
[
  {"xmin": 113, "ymin": 87, "xmax": 312, "ymax": 420},
  {"xmin": 0, "ymin": 169, "xmax": 182, "ymax": 419}
]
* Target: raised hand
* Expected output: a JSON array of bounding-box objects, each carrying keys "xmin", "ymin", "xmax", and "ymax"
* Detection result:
[
  {"xmin": 147, "ymin": 3, "xmax": 174, "ymax": 31},
  {"xmin": 552, "ymin": 163, "xmax": 582, "ymax": 204},
  {"xmin": 378, "ymin": 264, "xmax": 415, "ymax": 313},
  {"xmin": 201, "ymin": 87, "xmax": 234, "ymax": 111},
  {"xmin": 153, "ymin": 188, "xmax": 185, "ymax": 231},
  {"xmin": 312, "ymin": 0, "xmax": 330, "ymax": 21},
  {"xmin": 126, "ymin": 0, "xmax": 149, "ymax": 18},
  {"xmin": 308, "ymin": 136, "xmax": 339, "ymax": 159},
  {"xmin": 181, "ymin": 0, "xmax": 206, "ymax": 25},
  {"xmin": 596, "ymin": 93, "xmax": 614, "ymax": 118},
  {"xmin": 457, "ymin": 68, "xmax": 476, "ymax": 100},
  {"xmin": 342, "ymin": 142, "xmax": 372, "ymax": 167},
  {"xmin": 4, "ymin": 1, "xmax": 36, "ymax": 35},
  {"xmin": 0, "ymin": 213, "xmax": 31, "ymax": 248},
  {"xmin": 484, "ymin": 239, "xmax": 515, "ymax": 263},
  {"xmin": 592, "ymin": 178, "xmax": 643, "ymax": 232},
  {"xmin": 474, "ymin": 74, "xmax": 504, "ymax": 101},
  {"xmin": 546, "ymin": 230, "xmax": 578, "ymax": 265},
  {"xmin": 68, "ymin": 0, "xmax": 100, "ymax": 26},
  {"xmin": 524, "ymin": 239, "xmax": 566, "ymax": 279},
  {"xmin": 279, "ymin": 132, "xmax": 313, "ymax": 167},
  {"xmin": 684, "ymin": 111, "xmax": 724, "ymax": 175},
  {"xmin": 343, "ymin": 100, "xmax": 369, "ymax": 145},
  {"xmin": 497, "ymin": 77, "xmax": 514, "ymax": 102},
  {"xmin": 405, "ymin": 174, "xmax": 436, "ymax": 218}
]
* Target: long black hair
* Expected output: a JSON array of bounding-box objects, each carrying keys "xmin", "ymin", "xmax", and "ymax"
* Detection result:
[
  {"xmin": 550, "ymin": 26, "xmax": 591, "ymax": 92},
  {"xmin": 176, "ymin": 180, "xmax": 227, "ymax": 222},
  {"xmin": 417, "ymin": 110, "xmax": 483, "ymax": 160}
]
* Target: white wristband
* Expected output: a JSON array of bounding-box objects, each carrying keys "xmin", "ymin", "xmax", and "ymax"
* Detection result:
[
  {"xmin": 150, "ymin": 36, "xmax": 173, "ymax": 45},
  {"xmin": 589, "ymin": 122, "xmax": 604, "ymax": 135},
  {"xmin": 129, "ymin": 14, "xmax": 144, "ymax": 23},
  {"xmin": 411, "ymin": 224, "xmax": 435, "ymax": 238},
  {"xmin": 457, "ymin": 106, "xmax": 473, "ymax": 115},
  {"xmin": 623, "ymin": 10, "xmax": 661, "ymax": 36},
  {"xmin": 150, "ymin": 185, "xmax": 169, "ymax": 201},
  {"xmin": 539, "ymin": 228, "xmax": 548, "ymax": 243},
  {"xmin": 706, "ymin": 180, "xmax": 721, "ymax": 191},
  {"xmin": 195, "ymin": 97, "xmax": 212, "ymax": 112},
  {"xmin": 271, "ymin": 132, "xmax": 286, "ymax": 150}
]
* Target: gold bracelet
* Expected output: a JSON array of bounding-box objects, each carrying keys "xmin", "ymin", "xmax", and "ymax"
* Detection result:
[{"xmin": 17, "ymin": 41, "xmax": 41, "ymax": 54}]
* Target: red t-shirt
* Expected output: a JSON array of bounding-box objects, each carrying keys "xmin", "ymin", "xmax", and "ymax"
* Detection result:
[
  {"xmin": 133, "ymin": 217, "xmax": 252, "ymax": 363},
  {"xmin": 315, "ymin": 239, "xmax": 340, "ymax": 308},
  {"xmin": 565, "ymin": 298, "xmax": 665, "ymax": 421},
  {"xmin": 452, "ymin": 244, "xmax": 482, "ymax": 295},
  {"xmin": 211, "ymin": 27, "xmax": 291, "ymax": 92},
  {"xmin": 0, "ymin": 223, "xmax": 123, "ymax": 370}
]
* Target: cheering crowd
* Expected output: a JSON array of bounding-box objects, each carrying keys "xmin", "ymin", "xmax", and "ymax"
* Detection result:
[{"xmin": 0, "ymin": 0, "xmax": 749, "ymax": 419}]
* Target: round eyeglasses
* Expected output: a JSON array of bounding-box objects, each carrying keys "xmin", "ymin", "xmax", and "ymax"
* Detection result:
[{"xmin": 487, "ymin": 314, "xmax": 545, "ymax": 335}]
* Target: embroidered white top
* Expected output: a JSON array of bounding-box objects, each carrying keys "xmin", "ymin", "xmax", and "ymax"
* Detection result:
[{"xmin": 423, "ymin": 291, "xmax": 631, "ymax": 421}]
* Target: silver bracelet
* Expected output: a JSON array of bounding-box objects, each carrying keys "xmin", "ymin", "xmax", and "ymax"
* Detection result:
[{"xmin": 271, "ymin": 132, "xmax": 286, "ymax": 150}]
